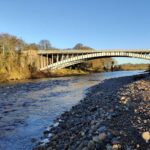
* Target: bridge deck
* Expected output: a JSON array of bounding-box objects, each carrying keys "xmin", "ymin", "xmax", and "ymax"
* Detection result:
[{"xmin": 38, "ymin": 49, "xmax": 150, "ymax": 54}]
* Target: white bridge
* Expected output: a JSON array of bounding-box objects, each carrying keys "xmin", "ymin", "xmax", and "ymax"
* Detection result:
[{"xmin": 38, "ymin": 50, "xmax": 150, "ymax": 70}]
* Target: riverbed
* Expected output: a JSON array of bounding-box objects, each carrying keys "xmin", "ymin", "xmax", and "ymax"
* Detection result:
[{"xmin": 0, "ymin": 71, "xmax": 144, "ymax": 150}]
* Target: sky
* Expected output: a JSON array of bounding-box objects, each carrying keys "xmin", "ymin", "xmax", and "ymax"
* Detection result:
[{"xmin": 0, "ymin": 0, "xmax": 150, "ymax": 64}]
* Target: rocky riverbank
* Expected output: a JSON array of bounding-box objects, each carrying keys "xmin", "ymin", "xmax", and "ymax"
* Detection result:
[{"xmin": 34, "ymin": 74, "xmax": 150, "ymax": 150}]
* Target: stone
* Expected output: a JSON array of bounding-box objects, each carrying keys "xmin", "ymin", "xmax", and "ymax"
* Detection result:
[
  {"xmin": 98, "ymin": 133, "xmax": 107, "ymax": 141},
  {"xmin": 82, "ymin": 147, "xmax": 89, "ymax": 150},
  {"xmin": 106, "ymin": 144, "xmax": 112, "ymax": 150},
  {"xmin": 40, "ymin": 138, "xmax": 49, "ymax": 144},
  {"xmin": 110, "ymin": 130, "xmax": 120, "ymax": 136},
  {"xmin": 81, "ymin": 131, "xmax": 85, "ymax": 136},
  {"xmin": 95, "ymin": 142, "xmax": 102, "ymax": 149},
  {"xmin": 121, "ymin": 98, "xmax": 128, "ymax": 104},
  {"xmin": 97, "ymin": 126, "xmax": 106, "ymax": 133},
  {"xmin": 107, "ymin": 115, "xmax": 112, "ymax": 120},
  {"xmin": 136, "ymin": 144, "xmax": 140, "ymax": 148},
  {"xmin": 78, "ymin": 142, "xmax": 84, "ymax": 149},
  {"xmin": 92, "ymin": 136, "xmax": 99, "ymax": 142},
  {"xmin": 126, "ymin": 146, "xmax": 132, "ymax": 150},
  {"xmin": 120, "ymin": 96, "xmax": 126, "ymax": 100},
  {"xmin": 53, "ymin": 122, "xmax": 59, "ymax": 127},
  {"xmin": 142, "ymin": 131, "xmax": 150, "ymax": 143},
  {"xmin": 47, "ymin": 133, "xmax": 52, "ymax": 138},
  {"xmin": 107, "ymin": 132, "xmax": 113, "ymax": 141},
  {"xmin": 87, "ymin": 140, "xmax": 95, "ymax": 149},
  {"xmin": 112, "ymin": 144, "xmax": 121, "ymax": 149},
  {"xmin": 112, "ymin": 137, "xmax": 120, "ymax": 144}
]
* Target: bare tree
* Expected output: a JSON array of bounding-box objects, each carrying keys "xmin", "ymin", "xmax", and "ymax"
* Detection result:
[
  {"xmin": 39, "ymin": 40, "xmax": 52, "ymax": 50},
  {"xmin": 0, "ymin": 33, "xmax": 26, "ymax": 54}
]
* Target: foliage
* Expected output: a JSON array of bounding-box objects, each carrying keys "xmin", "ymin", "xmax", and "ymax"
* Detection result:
[
  {"xmin": 0, "ymin": 33, "xmax": 39, "ymax": 81},
  {"xmin": 0, "ymin": 33, "xmax": 26, "ymax": 53}
]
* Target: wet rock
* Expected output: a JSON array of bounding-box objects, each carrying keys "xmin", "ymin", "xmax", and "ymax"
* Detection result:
[{"xmin": 39, "ymin": 138, "xmax": 49, "ymax": 146}]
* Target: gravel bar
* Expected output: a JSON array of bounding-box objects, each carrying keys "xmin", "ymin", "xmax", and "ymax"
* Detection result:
[{"xmin": 34, "ymin": 74, "xmax": 150, "ymax": 150}]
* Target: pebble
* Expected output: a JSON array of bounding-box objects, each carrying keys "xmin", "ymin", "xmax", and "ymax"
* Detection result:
[
  {"xmin": 142, "ymin": 131, "xmax": 150, "ymax": 143},
  {"xmin": 97, "ymin": 126, "xmax": 106, "ymax": 133},
  {"xmin": 112, "ymin": 144, "xmax": 121, "ymax": 149},
  {"xmin": 106, "ymin": 144, "xmax": 112, "ymax": 150},
  {"xmin": 92, "ymin": 136, "xmax": 99, "ymax": 142},
  {"xmin": 87, "ymin": 140, "xmax": 95, "ymax": 149},
  {"xmin": 98, "ymin": 133, "xmax": 107, "ymax": 141}
]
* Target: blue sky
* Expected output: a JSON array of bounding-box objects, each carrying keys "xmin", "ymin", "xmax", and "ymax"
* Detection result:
[{"xmin": 0, "ymin": 0, "xmax": 150, "ymax": 64}]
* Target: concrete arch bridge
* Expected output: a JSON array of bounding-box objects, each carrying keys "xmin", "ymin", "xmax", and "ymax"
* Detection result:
[{"xmin": 37, "ymin": 50, "xmax": 150, "ymax": 70}]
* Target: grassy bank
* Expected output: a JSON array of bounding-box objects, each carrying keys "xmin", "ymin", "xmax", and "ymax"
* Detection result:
[
  {"xmin": 0, "ymin": 68, "xmax": 88, "ymax": 83},
  {"xmin": 0, "ymin": 67, "xmax": 31, "ymax": 83},
  {"xmin": 1, "ymin": 65, "xmax": 149, "ymax": 83},
  {"xmin": 31, "ymin": 69, "xmax": 88, "ymax": 79}
]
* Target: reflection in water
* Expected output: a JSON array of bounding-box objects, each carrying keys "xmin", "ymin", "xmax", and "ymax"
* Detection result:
[{"xmin": 0, "ymin": 71, "xmax": 143, "ymax": 150}]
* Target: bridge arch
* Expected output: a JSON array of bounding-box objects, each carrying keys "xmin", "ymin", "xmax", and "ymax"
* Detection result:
[{"xmin": 40, "ymin": 51, "xmax": 150, "ymax": 70}]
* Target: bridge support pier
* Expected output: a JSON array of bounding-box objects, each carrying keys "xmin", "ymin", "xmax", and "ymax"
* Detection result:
[
  {"xmin": 46, "ymin": 54, "xmax": 49, "ymax": 68},
  {"xmin": 56, "ymin": 54, "xmax": 59, "ymax": 62},
  {"xmin": 40, "ymin": 55, "xmax": 43, "ymax": 68}
]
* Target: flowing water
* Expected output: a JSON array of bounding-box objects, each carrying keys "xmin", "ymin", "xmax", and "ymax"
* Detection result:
[{"xmin": 0, "ymin": 71, "xmax": 144, "ymax": 150}]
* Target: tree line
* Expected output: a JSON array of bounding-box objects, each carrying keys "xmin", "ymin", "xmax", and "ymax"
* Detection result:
[
  {"xmin": 0, "ymin": 33, "xmax": 55, "ymax": 53},
  {"xmin": 0, "ymin": 33, "xmax": 98, "ymax": 53},
  {"xmin": 0, "ymin": 33, "xmax": 115, "ymax": 81}
]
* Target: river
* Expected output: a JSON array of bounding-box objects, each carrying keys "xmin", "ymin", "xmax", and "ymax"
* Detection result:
[{"xmin": 0, "ymin": 71, "xmax": 143, "ymax": 150}]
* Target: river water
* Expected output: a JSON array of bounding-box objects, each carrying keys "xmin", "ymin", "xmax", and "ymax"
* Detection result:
[{"xmin": 0, "ymin": 71, "xmax": 143, "ymax": 150}]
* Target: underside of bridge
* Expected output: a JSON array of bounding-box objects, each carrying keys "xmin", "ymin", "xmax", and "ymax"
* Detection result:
[{"xmin": 37, "ymin": 50, "xmax": 150, "ymax": 71}]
